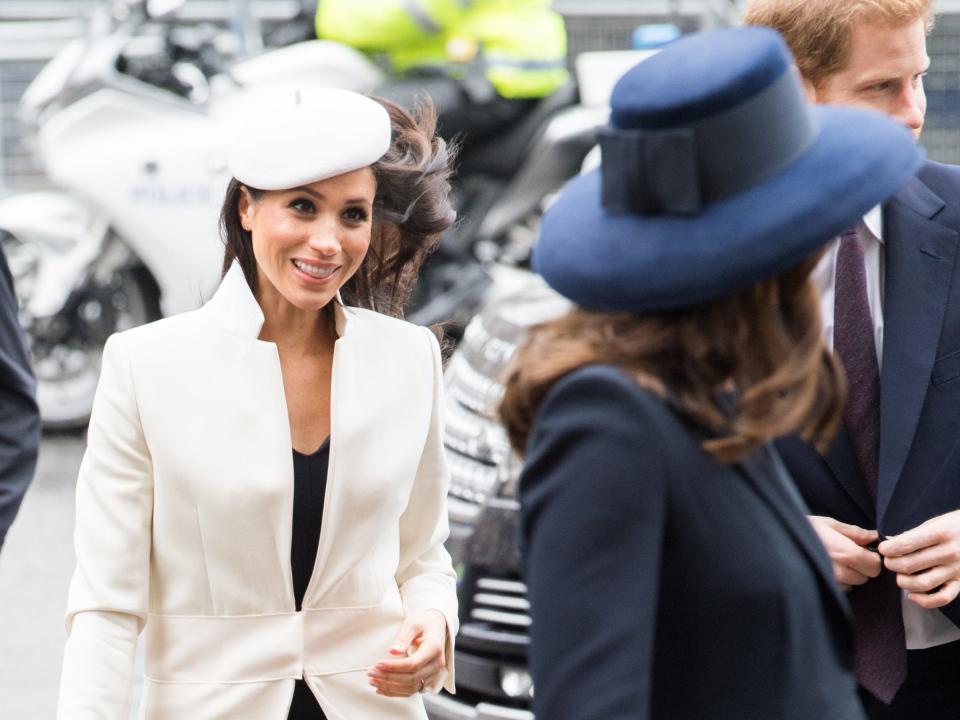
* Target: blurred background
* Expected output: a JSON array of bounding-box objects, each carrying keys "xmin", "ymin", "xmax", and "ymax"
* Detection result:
[
  {"xmin": 3, "ymin": 0, "xmax": 960, "ymax": 196},
  {"xmin": 1, "ymin": 1, "xmax": 959, "ymax": 718},
  {"xmin": 0, "ymin": 0, "xmax": 741, "ymax": 196}
]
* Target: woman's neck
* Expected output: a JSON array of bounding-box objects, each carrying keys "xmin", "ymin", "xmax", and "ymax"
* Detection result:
[{"xmin": 257, "ymin": 297, "xmax": 337, "ymax": 358}]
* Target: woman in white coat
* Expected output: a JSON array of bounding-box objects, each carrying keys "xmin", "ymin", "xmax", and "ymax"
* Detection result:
[{"xmin": 57, "ymin": 88, "xmax": 459, "ymax": 720}]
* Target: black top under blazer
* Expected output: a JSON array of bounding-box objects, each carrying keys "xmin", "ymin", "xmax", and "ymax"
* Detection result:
[{"xmin": 519, "ymin": 365, "xmax": 866, "ymax": 720}]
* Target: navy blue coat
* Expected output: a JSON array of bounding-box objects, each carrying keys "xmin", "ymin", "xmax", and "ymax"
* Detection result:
[
  {"xmin": 520, "ymin": 365, "xmax": 865, "ymax": 720},
  {"xmin": 777, "ymin": 160, "xmax": 960, "ymax": 629},
  {"xmin": 0, "ymin": 245, "xmax": 39, "ymax": 550}
]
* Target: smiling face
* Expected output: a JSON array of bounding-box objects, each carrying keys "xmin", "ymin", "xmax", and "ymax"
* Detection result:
[
  {"xmin": 811, "ymin": 17, "xmax": 929, "ymax": 139},
  {"xmin": 238, "ymin": 167, "xmax": 376, "ymax": 316}
]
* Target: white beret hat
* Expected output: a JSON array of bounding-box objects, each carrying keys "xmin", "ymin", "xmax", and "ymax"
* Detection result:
[{"xmin": 227, "ymin": 87, "xmax": 392, "ymax": 190}]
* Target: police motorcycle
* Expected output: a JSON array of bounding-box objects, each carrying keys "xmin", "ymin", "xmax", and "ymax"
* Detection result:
[
  {"xmin": 0, "ymin": 0, "xmax": 636, "ymax": 430},
  {"xmin": 0, "ymin": 0, "xmax": 386, "ymax": 428}
]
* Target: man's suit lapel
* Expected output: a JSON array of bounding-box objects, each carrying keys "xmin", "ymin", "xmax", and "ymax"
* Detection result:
[{"xmin": 878, "ymin": 175, "xmax": 959, "ymax": 527}]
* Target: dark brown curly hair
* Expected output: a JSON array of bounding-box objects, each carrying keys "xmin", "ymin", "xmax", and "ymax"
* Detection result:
[
  {"xmin": 219, "ymin": 96, "xmax": 456, "ymax": 318},
  {"xmin": 499, "ymin": 255, "xmax": 846, "ymax": 464}
]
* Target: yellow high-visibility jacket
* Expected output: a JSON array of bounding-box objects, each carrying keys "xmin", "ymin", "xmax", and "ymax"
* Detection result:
[{"xmin": 316, "ymin": 0, "xmax": 569, "ymax": 99}]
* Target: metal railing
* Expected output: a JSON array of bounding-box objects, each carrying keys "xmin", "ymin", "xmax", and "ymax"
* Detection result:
[{"xmin": 0, "ymin": 0, "xmax": 301, "ymax": 21}]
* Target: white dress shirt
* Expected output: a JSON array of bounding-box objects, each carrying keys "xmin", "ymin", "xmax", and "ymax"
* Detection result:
[{"xmin": 810, "ymin": 206, "xmax": 960, "ymax": 650}]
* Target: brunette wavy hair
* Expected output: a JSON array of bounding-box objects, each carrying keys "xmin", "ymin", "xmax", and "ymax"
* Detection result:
[
  {"xmin": 219, "ymin": 97, "xmax": 456, "ymax": 318},
  {"xmin": 499, "ymin": 256, "xmax": 846, "ymax": 464}
]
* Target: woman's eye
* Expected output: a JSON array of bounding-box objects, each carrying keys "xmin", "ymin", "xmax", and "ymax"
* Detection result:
[
  {"xmin": 290, "ymin": 198, "xmax": 316, "ymax": 214},
  {"xmin": 343, "ymin": 206, "xmax": 370, "ymax": 223}
]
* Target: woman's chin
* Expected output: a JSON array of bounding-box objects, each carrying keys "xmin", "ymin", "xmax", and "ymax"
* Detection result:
[{"xmin": 290, "ymin": 290, "xmax": 338, "ymax": 314}]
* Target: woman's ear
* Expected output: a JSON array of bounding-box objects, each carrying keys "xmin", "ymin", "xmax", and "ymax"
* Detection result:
[{"xmin": 237, "ymin": 186, "xmax": 254, "ymax": 232}]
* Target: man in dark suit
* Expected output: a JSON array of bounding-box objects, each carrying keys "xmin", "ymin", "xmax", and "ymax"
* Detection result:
[
  {"xmin": 745, "ymin": 1, "xmax": 960, "ymax": 717},
  {"xmin": 0, "ymin": 244, "xmax": 40, "ymax": 552}
]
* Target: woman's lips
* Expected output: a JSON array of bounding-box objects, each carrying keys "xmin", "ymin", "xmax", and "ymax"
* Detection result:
[{"xmin": 291, "ymin": 258, "xmax": 340, "ymax": 283}]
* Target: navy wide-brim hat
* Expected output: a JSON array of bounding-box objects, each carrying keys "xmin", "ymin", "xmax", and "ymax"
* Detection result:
[{"xmin": 533, "ymin": 27, "xmax": 923, "ymax": 312}]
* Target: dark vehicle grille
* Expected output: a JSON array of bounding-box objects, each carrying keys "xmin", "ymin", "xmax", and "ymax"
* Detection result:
[
  {"xmin": 458, "ymin": 568, "xmax": 531, "ymax": 657},
  {"xmin": 465, "ymin": 575, "xmax": 531, "ymax": 641},
  {"xmin": 471, "ymin": 576, "xmax": 531, "ymax": 626}
]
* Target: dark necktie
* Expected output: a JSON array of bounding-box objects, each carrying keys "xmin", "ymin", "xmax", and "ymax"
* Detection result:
[{"xmin": 834, "ymin": 226, "xmax": 906, "ymax": 704}]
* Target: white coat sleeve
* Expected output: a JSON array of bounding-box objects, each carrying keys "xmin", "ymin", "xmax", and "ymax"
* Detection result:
[
  {"xmin": 394, "ymin": 327, "xmax": 459, "ymax": 693},
  {"xmin": 58, "ymin": 333, "xmax": 153, "ymax": 719}
]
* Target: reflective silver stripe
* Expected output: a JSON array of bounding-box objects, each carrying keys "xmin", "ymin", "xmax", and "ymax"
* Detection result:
[
  {"xmin": 485, "ymin": 56, "xmax": 568, "ymax": 72},
  {"xmin": 476, "ymin": 577, "xmax": 528, "ymax": 594},
  {"xmin": 470, "ymin": 608, "xmax": 532, "ymax": 627},
  {"xmin": 403, "ymin": 0, "xmax": 441, "ymax": 33},
  {"xmin": 474, "ymin": 593, "xmax": 531, "ymax": 611}
]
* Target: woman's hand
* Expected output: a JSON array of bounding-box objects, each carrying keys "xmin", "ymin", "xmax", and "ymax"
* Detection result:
[{"xmin": 367, "ymin": 609, "xmax": 447, "ymax": 697}]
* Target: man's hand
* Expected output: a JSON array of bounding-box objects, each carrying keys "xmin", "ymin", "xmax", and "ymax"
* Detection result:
[
  {"xmin": 808, "ymin": 515, "xmax": 882, "ymax": 591},
  {"xmin": 879, "ymin": 510, "xmax": 960, "ymax": 609}
]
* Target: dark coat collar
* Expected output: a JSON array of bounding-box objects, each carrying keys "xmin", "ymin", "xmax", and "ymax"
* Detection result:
[
  {"xmin": 665, "ymin": 392, "xmax": 851, "ymax": 620},
  {"xmin": 738, "ymin": 446, "xmax": 852, "ymax": 622}
]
